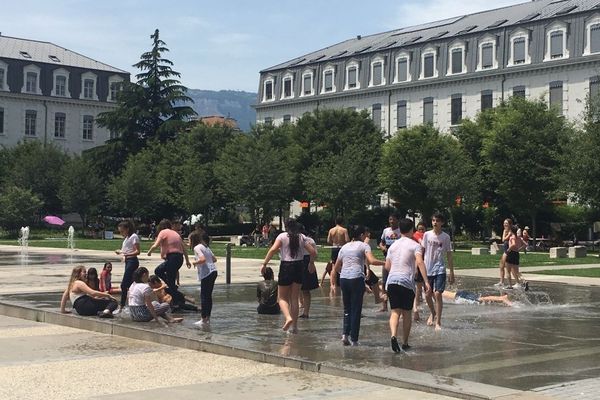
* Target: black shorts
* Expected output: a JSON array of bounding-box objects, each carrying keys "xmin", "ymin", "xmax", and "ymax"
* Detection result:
[
  {"xmin": 331, "ymin": 247, "xmax": 341, "ymax": 263},
  {"xmin": 415, "ymin": 269, "xmax": 424, "ymax": 283},
  {"xmin": 301, "ymin": 255, "xmax": 319, "ymax": 291},
  {"xmin": 278, "ymin": 260, "xmax": 304, "ymax": 286},
  {"xmin": 365, "ymin": 269, "xmax": 379, "ymax": 287},
  {"xmin": 387, "ymin": 284, "xmax": 415, "ymax": 311},
  {"xmin": 506, "ymin": 250, "xmax": 520, "ymax": 266}
]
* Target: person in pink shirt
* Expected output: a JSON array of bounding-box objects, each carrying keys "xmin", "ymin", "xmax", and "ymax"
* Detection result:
[{"xmin": 147, "ymin": 219, "xmax": 191, "ymax": 300}]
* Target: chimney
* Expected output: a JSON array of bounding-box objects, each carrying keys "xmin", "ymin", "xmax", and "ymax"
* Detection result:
[{"xmin": 357, "ymin": 35, "xmax": 362, "ymax": 40}]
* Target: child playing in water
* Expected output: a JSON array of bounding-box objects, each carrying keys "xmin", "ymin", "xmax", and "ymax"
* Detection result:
[
  {"xmin": 442, "ymin": 289, "xmax": 514, "ymax": 306},
  {"xmin": 148, "ymin": 275, "xmax": 198, "ymax": 311}
]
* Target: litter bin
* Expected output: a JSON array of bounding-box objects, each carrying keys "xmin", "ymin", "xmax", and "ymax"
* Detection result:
[{"xmin": 104, "ymin": 230, "xmax": 114, "ymax": 240}]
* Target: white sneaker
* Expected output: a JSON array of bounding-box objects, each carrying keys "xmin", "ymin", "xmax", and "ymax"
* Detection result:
[
  {"xmin": 193, "ymin": 320, "xmax": 205, "ymax": 328},
  {"xmin": 112, "ymin": 308, "xmax": 121, "ymax": 315},
  {"xmin": 351, "ymin": 341, "xmax": 359, "ymax": 347},
  {"xmin": 494, "ymin": 282, "xmax": 504, "ymax": 288},
  {"xmin": 513, "ymin": 283, "xmax": 522, "ymax": 289}
]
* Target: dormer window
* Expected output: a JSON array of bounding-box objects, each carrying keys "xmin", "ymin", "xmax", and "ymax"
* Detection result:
[
  {"xmin": 80, "ymin": 72, "xmax": 98, "ymax": 101},
  {"xmin": 51, "ymin": 68, "xmax": 71, "ymax": 98},
  {"xmin": 322, "ymin": 66, "xmax": 336, "ymax": 93},
  {"xmin": 0, "ymin": 61, "xmax": 8, "ymax": 91},
  {"xmin": 301, "ymin": 70, "xmax": 314, "ymax": 96},
  {"xmin": 21, "ymin": 65, "xmax": 41, "ymax": 94},
  {"xmin": 394, "ymin": 53, "xmax": 411, "ymax": 83},
  {"xmin": 370, "ymin": 57, "xmax": 385, "ymax": 87},
  {"xmin": 420, "ymin": 47, "xmax": 438, "ymax": 79},
  {"xmin": 48, "ymin": 55, "xmax": 61, "ymax": 63},
  {"xmin": 584, "ymin": 16, "xmax": 600, "ymax": 55},
  {"xmin": 19, "ymin": 51, "xmax": 31, "ymax": 59},
  {"xmin": 448, "ymin": 42, "xmax": 466, "ymax": 75},
  {"xmin": 263, "ymin": 77, "xmax": 274, "ymax": 102},
  {"xmin": 108, "ymin": 75, "xmax": 124, "ymax": 102},
  {"xmin": 545, "ymin": 23, "xmax": 569, "ymax": 61},
  {"xmin": 281, "ymin": 73, "xmax": 294, "ymax": 99},
  {"xmin": 507, "ymin": 29, "xmax": 530, "ymax": 67},
  {"xmin": 477, "ymin": 36, "xmax": 498, "ymax": 71},
  {"xmin": 345, "ymin": 61, "xmax": 360, "ymax": 90}
]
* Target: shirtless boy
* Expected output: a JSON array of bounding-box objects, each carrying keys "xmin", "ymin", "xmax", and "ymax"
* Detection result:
[{"xmin": 322, "ymin": 217, "xmax": 350, "ymax": 288}]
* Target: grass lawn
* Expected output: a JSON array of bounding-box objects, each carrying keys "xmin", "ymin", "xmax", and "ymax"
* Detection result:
[
  {"xmin": 530, "ymin": 267, "xmax": 600, "ymax": 277},
  {"xmin": 2, "ymin": 239, "xmax": 600, "ymax": 268}
]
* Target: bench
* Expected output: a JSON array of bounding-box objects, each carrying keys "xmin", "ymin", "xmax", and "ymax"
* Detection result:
[
  {"xmin": 568, "ymin": 245, "xmax": 587, "ymax": 258},
  {"xmin": 549, "ymin": 247, "xmax": 567, "ymax": 259},
  {"xmin": 471, "ymin": 247, "xmax": 490, "ymax": 255}
]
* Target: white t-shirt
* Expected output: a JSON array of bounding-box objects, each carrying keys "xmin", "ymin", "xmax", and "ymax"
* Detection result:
[
  {"xmin": 385, "ymin": 237, "xmax": 423, "ymax": 291},
  {"xmin": 380, "ymin": 227, "xmax": 401, "ymax": 248},
  {"xmin": 121, "ymin": 233, "xmax": 140, "ymax": 255},
  {"xmin": 302, "ymin": 237, "xmax": 317, "ymax": 258},
  {"xmin": 338, "ymin": 241, "xmax": 371, "ymax": 279},
  {"xmin": 194, "ymin": 243, "xmax": 217, "ymax": 280},
  {"xmin": 422, "ymin": 230, "xmax": 452, "ymax": 276},
  {"xmin": 128, "ymin": 282, "xmax": 152, "ymax": 306},
  {"xmin": 276, "ymin": 232, "xmax": 307, "ymax": 261}
]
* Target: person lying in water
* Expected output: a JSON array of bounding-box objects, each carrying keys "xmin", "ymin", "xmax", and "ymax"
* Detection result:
[{"xmin": 442, "ymin": 290, "xmax": 513, "ymax": 306}]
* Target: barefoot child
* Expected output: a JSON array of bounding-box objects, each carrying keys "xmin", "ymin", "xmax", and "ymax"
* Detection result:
[{"xmin": 190, "ymin": 231, "xmax": 218, "ymax": 328}]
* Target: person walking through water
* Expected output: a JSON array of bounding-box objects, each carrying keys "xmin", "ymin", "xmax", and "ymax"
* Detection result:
[
  {"xmin": 114, "ymin": 220, "xmax": 140, "ymax": 312},
  {"xmin": 378, "ymin": 213, "xmax": 401, "ymax": 312},
  {"xmin": 422, "ymin": 213, "xmax": 454, "ymax": 331},
  {"xmin": 385, "ymin": 219, "xmax": 431, "ymax": 352},
  {"xmin": 333, "ymin": 225, "xmax": 385, "ymax": 346},
  {"xmin": 505, "ymin": 225, "xmax": 525, "ymax": 289},
  {"xmin": 324, "ymin": 217, "xmax": 349, "ymax": 291},
  {"xmin": 261, "ymin": 219, "xmax": 316, "ymax": 333},
  {"xmin": 147, "ymin": 219, "xmax": 191, "ymax": 302},
  {"xmin": 496, "ymin": 218, "xmax": 513, "ymax": 288}
]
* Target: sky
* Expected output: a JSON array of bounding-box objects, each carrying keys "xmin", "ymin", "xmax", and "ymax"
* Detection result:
[{"xmin": 2, "ymin": 0, "xmax": 526, "ymax": 92}]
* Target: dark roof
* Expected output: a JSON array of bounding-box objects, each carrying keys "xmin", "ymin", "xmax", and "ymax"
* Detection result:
[{"xmin": 261, "ymin": 0, "xmax": 600, "ymax": 73}]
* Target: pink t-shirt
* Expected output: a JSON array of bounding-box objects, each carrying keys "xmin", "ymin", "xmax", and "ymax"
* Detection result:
[{"xmin": 156, "ymin": 229, "xmax": 184, "ymax": 259}]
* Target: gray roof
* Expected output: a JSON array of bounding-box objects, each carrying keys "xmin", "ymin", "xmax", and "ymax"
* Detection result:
[
  {"xmin": 0, "ymin": 35, "xmax": 128, "ymax": 74},
  {"xmin": 262, "ymin": 0, "xmax": 600, "ymax": 73}
]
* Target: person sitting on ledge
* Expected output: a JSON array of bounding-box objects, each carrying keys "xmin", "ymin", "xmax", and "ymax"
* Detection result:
[
  {"xmin": 60, "ymin": 265, "xmax": 118, "ymax": 318},
  {"xmin": 257, "ymin": 267, "xmax": 280, "ymax": 315},
  {"xmin": 128, "ymin": 267, "xmax": 183, "ymax": 325}
]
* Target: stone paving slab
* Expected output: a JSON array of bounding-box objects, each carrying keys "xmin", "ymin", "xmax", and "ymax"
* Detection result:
[{"xmin": 533, "ymin": 377, "xmax": 600, "ymax": 400}]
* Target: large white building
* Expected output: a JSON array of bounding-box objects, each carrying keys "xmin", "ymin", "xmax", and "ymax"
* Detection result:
[
  {"xmin": 255, "ymin": 0, "xmax": 600, "ymax": 133},
  {"xmin": 0, "ymin": 34, "xmax": 130, "ymax": 154}
]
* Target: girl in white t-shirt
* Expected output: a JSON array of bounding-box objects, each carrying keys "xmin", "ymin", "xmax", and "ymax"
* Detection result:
[
  {"xmin": 115, "ymin": 220, "xmax": 140, "ymax": 309},
  {"xmin": 128, "ymin": 267, "xmax": 182, "ymax": 325},
  {"xmin": 189, "ymin": 231, "xmax": 218, "ymax": 328}
]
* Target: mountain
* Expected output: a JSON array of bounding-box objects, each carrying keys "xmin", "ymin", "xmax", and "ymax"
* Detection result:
[{"xmin": 186, "ymin": 89, "xmax": 257, "ymax": 131}]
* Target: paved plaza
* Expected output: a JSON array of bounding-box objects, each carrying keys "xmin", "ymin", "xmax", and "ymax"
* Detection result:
[{"xmin": 1, "ymin": 245, "xmax": 600, "ymax": 399}]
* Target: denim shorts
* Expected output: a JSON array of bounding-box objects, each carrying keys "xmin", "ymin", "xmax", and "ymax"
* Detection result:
[{"xmin": 427, "ymin": 273, "xmax": 446, "ymax": 293}]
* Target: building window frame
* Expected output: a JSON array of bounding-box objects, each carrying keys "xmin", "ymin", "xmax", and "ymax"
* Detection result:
[
  {"xmin": 51, "ymin": 68, "xmax": 71, "ymax": 98},
  {"xmin": 420, "ymin": 47, "xmax": 438, "ymax": 80},
  {"xmin": 281, "ymin": 73, "xmax": 294, "ymax": 99},
  {"xmin": 477, "ymin": 35, "xmax": 498, "ymax": 71},
  {"xmin": 369, "ymin": 56, "xmax": 385, "ymax": 87},
  {"xmin": 322, "ymin": 65, "xmax": 336, "ymax": 93},
  {"xmin": 513, "ymin": 85, "xmax": 527, "ymax": 98},
  {"xmin": 423, "ymin": 97, "xmax": 434, "ymax": 124},
  {"xmin": 545, "ymin": 22, "xmax": 569, "ymax": 61},
  {"xmin": 0, "ymin": 60, "xmax": 8, "ymax": 91},
  {"xmin": 80, "ymin": 72, "xmax": 98, "ymax": 101},
  {"xmin": 584, "ymin": 16, "xmax": 600, "ymax": 56},
  {"xmin": 371, "ymin": 103, "xmax": 382, "ymax": 129},
  {"xmin": 549, "ymin": 81, "xmax": 564, "ymax": 115},
  {"xmin": 22, "ymin": 65, "xmax": 41, "ymax": 94},
  {"xmin": 263, "ymin": 77, "xmax": 275, "ymax": 102},
  {"xmin": 0, "ymin": 107, "xmax": 4, "ymax": 134},
  {"xmin": 54, "ymin": 112, "xmax": 66, "ymax": 139},
  {"xmin": 450, "ymin": 94, "xmax": 463, "ymax": 126},
  {"xmin": 481, "ymin": 90, "xmax": 494, "ymax": 111},
  {"xmin": 82, "ymin": 115, "xmax": 94, "ymax": 141},
  {"xmin": 394, "ymin": 52, "xmax": 411, "ymax": 83},
  {"xmin": 396, "ymin": 100, "xmax": 407, "ymax": 129},
  {"xmin": 25, "ymin": 109, "xmax": 37, "ymax": 136},
  {"xmin": 345, "ymin": 61, "xmax": 360, "ymax": 90},
  {"xmin": 301, "ymin": 70, "xmax": 314, "ymax": 97},
  {"xmin": 507, "ymin": 29, "xmax": 531, "ymax": 67},
  {"xmin": 447, "ymin": 42, "xmax": 467, "ymax": 75},
  {"xmin": 108, "ymin": 75, "xmax": 124, "ymax": 102}
]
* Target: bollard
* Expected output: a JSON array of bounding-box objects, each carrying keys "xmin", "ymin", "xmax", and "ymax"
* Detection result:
[{"xmin": 226, "ymin": 243, "xmax": 232, "ymax": 284}]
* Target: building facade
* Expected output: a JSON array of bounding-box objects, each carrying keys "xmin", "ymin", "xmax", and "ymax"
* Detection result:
[
  {"xmin": 0, "ymin": 35, "xmax": 130, "ymax": 154},
  {"xmin": 255, "ymin": 0, "xmax": 600, "ymax": 134}
]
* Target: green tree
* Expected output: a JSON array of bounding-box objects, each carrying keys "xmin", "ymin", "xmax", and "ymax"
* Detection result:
[
  {"xmin": 0, "ymin": 186, "xmax": 43, "ymax": 230},
  {"xmin": 379, "ymin": 124, "xmax": 476, "ymax": 219},
  {"xmin": 482, "ymin": 97, "xmax": 571, "ymax": 241},
  {"xmin": 59, "ymin": 156, "xmax": 104, "ymax": 233},
  {"xmin": 97, "ymin": 29, "xmax": 196, "ymax": 153}
]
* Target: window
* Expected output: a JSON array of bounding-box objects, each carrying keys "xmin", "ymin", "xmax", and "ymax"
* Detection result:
[
  {"xmin": 26, "ymin": 72, "xmax": 37, "ymax": 93},
  {"xmin": 372, "ymin": 104, "xmax": 382, "ymax": 128},
  {"xmin": 25, "ymin": 110, "xmax": 36, "ymax": 136},
  {"xmin": 82, "ymin": 115, "xmax": 94, "ymax": 140},
  {"xmin": 282, "ymin": 76, "xmax": 293, "ymax": 99},
  {"xmin": 263, "ymin": 79, "xmax": 274, "ymax": 101},
  {"xmin": 283, "ymin": 115, "xmax": 291, "ymax": 124},
  {"xmin": 513, "ymin": 38, "xmax": 526, "ymax": 64},
  {"xmin": 423, "ymin": 97, "xmax": 434, "ymax": 124},
  {"xmin": 83, "ymin": 79, "xmax": 94, "ymax": 99},
  {"xmin": 585, "ymin": 18, "xmax": 600, "ymax": 55},
  {"xmin": 54, "ymin": 113, "xmax": 66, "ymax": 138},
  {"xmin": 551, "ymin": 31, "xmax": 564, "ymax": 58},
  {"xmin": 397, "ymin": 100, "xmax": 407, "ymax": 129},
  {"xmin": 549, "ymin": 81, "xmax": 563, "ymax": 115},
  {"xmin": 110, "ymin": 82, "xmax": 119, "ymax": 101},
  {"xmin": 370, "ymin": 58, "xmax": 385, "ymax": 86},
  {"xmin": 451, "ymin": 48, "xmax": 463, "ymax": 74},
  {"xmin": 394, "ymin": 53, "xmax": 410, "ymax": 83},
  {"xmin": 322, "ymin": 67, "xmax": 335, "ymax": 93},
  {"xmin": 422, "ymin": 52, "xmax": 436, "ymax": 79},
  {"xmin": 55, "ymin": 76, "xmax": 66, "ymax": 96},
  {"xmin": 590, "ymin": 76, "xmax": 600, "ymax": 99},
  {"xmin": 481, "ymin": 90, "xmax": 493, "ymax": 111},
  {"xmin": 302, "ymin": 72, "xmax": 313, "ymax": 96},
  {"xmin": 346, "ymin": 63, "xmax": 359, "ymax": 89},
  {"xmin": 264, "ymin": 117, "xmax": 273, "ymax": 125},
  {"xmin": 513, "ymin": 86, "xmax": 526, "ymax": 98},
  {"xmin": 0, "ymin": 64, "xmax": 5, "ymax": 90},
  {"xmin": 545, "ymin": 23, "xmax": 569, "ymax": 61},
  {"xmin": 478, "ymin": 37, "xmax": 497, "ymax": 70},
  {"xmin": 0, "ymin": 107, "xmax": 4, "ymax": 134},
  {"xmin": 451, "ymin": 94, "xmax": 463, "ymax": 125}
]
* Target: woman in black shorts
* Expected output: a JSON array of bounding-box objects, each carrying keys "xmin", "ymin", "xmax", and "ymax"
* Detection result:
[
  {"xmin": 60, "ymin": 265, "xmax": 118, "ymax": 317},
  {"xmin": 261, "ymin": 219, "xmax": 317, "ymax": 333},
  {"xmin": 505, "ymin": 225, "xmax": 525, "ymax": 289}
]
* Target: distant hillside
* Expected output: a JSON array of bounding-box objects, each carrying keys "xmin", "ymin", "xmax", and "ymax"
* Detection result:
[{"xmin": 186, "ymin": 89, "xmax": 257, "ymax": 131}]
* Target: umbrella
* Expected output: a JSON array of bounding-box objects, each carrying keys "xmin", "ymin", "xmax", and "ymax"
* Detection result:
[{"xmin": 43, "ymin": 216, "xmax": 65, "ymax": 226}]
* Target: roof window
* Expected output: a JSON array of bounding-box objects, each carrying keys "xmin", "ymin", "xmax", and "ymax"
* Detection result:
[
  {"xmin": 555, "ymin": 5, "xmax": 577, "ymax": 15},
  {"xmin": 19, "ymin": 51, "xmax": 31, "ymax": 59},
  {"xmin": 487, "ymin": 19, "xmax": 508, "ymax": 29},
  {"xmin": 48, "ymin": 55, "xmax": 61, "ymax": 63}
]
